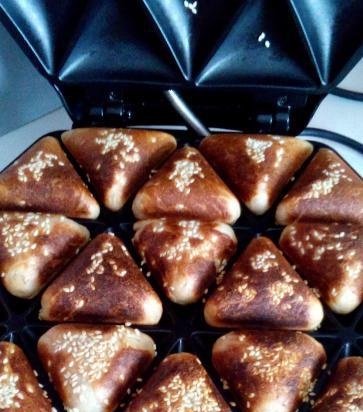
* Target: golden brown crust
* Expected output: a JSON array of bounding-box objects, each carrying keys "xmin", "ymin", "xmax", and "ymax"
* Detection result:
[
  {"xmin": 125, "ymin": 352, "xmax": 231, "ymax": 412},
  {"xmin": 313, "ymin": 357, "xmax": 363, "ymax": 411},
  {"xmin": 276, "ymin": 148, "xmax": 363, "ymax": 225},
  {"xmin": 0, "ymin": 212, "xmax": 89, "ymax": 299},
  {"xmin": 0, "ymin": 341, "xmax": 53, "ymax": 411},
  {"xmin": 204, "ymin": 236, "xmax": 323, "ymax": 330},
  {"xmin": 61, "ymin": 128, "xmax": 177, "ymax": 211},
  {"xmin": 133, "ymin": 219, "xmax": 237, "ymax": 304},
  {"xmin": 212, "ymin": 330, "xmax": 326, "ymax": 412},
  {"xmin": 279, "ymin": 222, "xmax": 363, "ymax": 314},
  {"xmin": 200, "ymin": 134, "xmax": 313, "ymax": 215},
  {"xmin": 40, "ymin": 232, "xmax": 162, "ymax": 325},
  {"xmin": 0, "ymin": 136, "xmax": 100, "ymax": 218},
  {"xmin": 38, "ymin": 324, "xmax": 156, "ymax": 412},
  {"xmin": 132, "ymin": 146, "xmax": 241, "ymax": 224}
]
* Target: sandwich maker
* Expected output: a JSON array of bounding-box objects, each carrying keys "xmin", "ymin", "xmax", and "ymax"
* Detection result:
[{"xmin": 0, "ymin": 1, "xmax": 362, "ymax": 410}]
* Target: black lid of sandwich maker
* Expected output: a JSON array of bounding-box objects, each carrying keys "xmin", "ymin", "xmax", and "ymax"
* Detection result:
[{"xmin": 0, "ymin": 0, "xmax": 362, "ymax": 134}]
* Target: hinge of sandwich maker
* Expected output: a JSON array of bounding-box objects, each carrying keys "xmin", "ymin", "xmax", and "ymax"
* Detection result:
[
  {"xmin": 165, "ymin": 90, "xmax": 293, "ymax": 136},
  {"xmin": 274, "ymin": 95, "xmax": 291, "ymax": 134},
  {"xmin": 78, "ymin": 90, "xmax": 292, "ymax": 134},
  {"xmin": 255, "ymin": 96, "xmax": 291, "ymax": 134},
  {"xmin": 77, "ymin": 91, "xmax": 135, "ymax": 127}
]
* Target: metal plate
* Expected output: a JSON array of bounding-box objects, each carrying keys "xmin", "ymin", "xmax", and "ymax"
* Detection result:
[{"xmin": 0, "ymin": 130, "xmax": 362, "ymax": 411}]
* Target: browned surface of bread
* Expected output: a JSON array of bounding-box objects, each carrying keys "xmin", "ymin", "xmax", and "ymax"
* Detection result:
[
  {"xmin": 133, "ymin": 219, "xmax": 237, "ymax": 304},
  {"xmin": 312, "ymin": 357, "xmax": 363, "ymax": 411},
  {"xmin": 276, "ymin": 148, "xmax": 363, "ymax": 225},
  {"xmin": 0, "ymin": 341, "xmax": 53, "ymax": 411},
  {"xmin": 280, "ymin": 222, "xmax": 363, "ymax": 314},
  {"xmin": 38, "ymin": 324, "xmax": 156, "ymax": 412},
  {"xmin": 62, "ymin": 128, "xmax": 177, "ymax": 211},
  {"xmin": 40, "ymin": 233, "xmax": 162, "ymax": 324},
  {"xmin": 204, "ymin": 236, "xmax": 323, "ymax": 330},
  {"xmin": 212, "ymin": 330, "xmax": 327, "ymax": 412},
  {"xmin": 125, "ymin": 352, "xmax": 231, "ymax": 412},
  {"xmin": 0, "ymin": 212, "xmax": 89, "ymax": 299},
  {"xmin": 200, "ymin": 134, "xmax": 313, "ymax": 215},
  {"xmin": 132, "ymin": 146, "xmax": 241, "ymax": 223},
  {"xmin": 0, "ymin": 136, "xmax": 100, "ymax": 218}
]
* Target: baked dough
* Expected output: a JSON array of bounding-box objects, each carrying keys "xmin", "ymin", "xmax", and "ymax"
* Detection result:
[
  {"xmin": 276, "ymin": 148, "xmax": 363, "ymax": 225},
  {"xmin": 212, "ymin": 330, "xmax": 327, "ymax": 412},
  {"xmin": 312, "ymin": 357, "xmax": 362, "ymax": 411},
  {"xmin": 40, "ymin": 232, "xmax": 162, "ymax": 325},
  {"xmin": 125, "ymin": 352, "xmax": 231, "ymax": 412},
  {"xmin": 204, "ymin": 236, "xmax": 324, "ymax": 330},
  {"xmin": 133, "ymin": 219, "xmax": 237, "ymax": 304},
  {"xmin": 280, "ymin": 222, "xmax": 363, "ymax": 314},
  {"xmin": 0, "ymin": 136, "xmax": 100, "ymax": 218},
  {"xmin": 38, "ymin": 324, "xmax": 156, "ymax": 412},
  {"xmin": 132, "ymin": 146, "xmax": 241, "ymax": 223},
  {"xmin": 62, "ymin": 128, "xmax": 177, "ymax": 211},
  {"xmin": 200, "ymin": 134, "xmax": 313, "ymax": 215},
  {"xmin": 0, "ymin": 341, "xmax": 53, "ymax": 411},
  {"xmin": 0, "ymin": 211, "xmax": 89, "ymax": 298}
]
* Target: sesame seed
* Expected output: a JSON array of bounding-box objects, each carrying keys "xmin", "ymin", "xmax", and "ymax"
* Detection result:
[
  {"xmin": 0, "ymin": 369, "xmax": 21, "ymax": 409},
  {"xmin": 63, "ymin": 285, "xmax": 75, "ymax": 293},
  {"xmin": 302, "ymin": 162, "xmax": 352, "ymax": 200},
  {"xmin": 17, "ymin": 150, "xmax": 65, "ymax": 183},
  {"xmin": 250, "ymin": 250, "xmax": 278, "ymax": 272},
  {"xmin": 51, "ymin": 326, "xmax": 140, "ymax": 400},
  {"xmin": 168, "ymin": 157, "xmax": 205, "ymax": 194},
  {"xmin": 159, "ymin": 221, "xmax": 205, "ymax": 261},
  {"xmin": 0, "ymin": 212, "xmax": 52, "ymax": 257},
  {"xmin": 258, "ymin": 32, "xmax": 266, "ymax": 42},
  {"xmin": 245, "ymin": 138, "xmax": 272, "ymax": 164},
  {"xmin": 95, "ymin": 129, "xmax": 141, "ymax": 172},
  {"xmin": 156, "ymin": 372, "xmax": 223, "ymax": 412},
  {"xmin": 239, "ymin": 339, "xmax": 301, "ymax": 384},
  {"xmin": 269, "ymin": 281, "xmax": 294, "ymax": 306}
]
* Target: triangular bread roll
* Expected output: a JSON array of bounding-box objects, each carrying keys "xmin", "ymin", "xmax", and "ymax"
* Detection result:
[
  {"xmin": 276, "ymin": 148, "xmax": 363, "ymax": 225},
  {"xmin": 133, "ymin": 219, "xmax": 237, "ymax": 304},
  {"xmin": 125, "ymin": 352, "xmax": 231, "ymax": 412},
  {"xmin": 62, "ymin": 128, "xmax": 177, "ymax": 211},
  {"xmin": 312, "ymin": 357, "xmax": 363, "ymax": 411},
  {"xmin": 0, "ymin": 341, "xmax": 53, "ymax": 411},
  {"xmin": 38, "ymin": 324, "xmax": 156, "ymax": 412},
  {"xmin": 280, "ymin": 222, "xmax": 363, "ymax": 314},
  {"xmin": 40, "ymin": 232, "xmax": 162, "ymax": 325},
  {"xmin": 204, "ymin": 236, "xmax": 323, "ymax": 330},
  {"xmin": 212, "ymin": 330, "xmax": 327, "ymax": 412},
  {"xmin": 0, "ymin": 136, "xmax": 100, "ymax": 218},
  {"xmin": 0, "ymin": 212, "xmax": 89, "ymax": 298},
  {"xmin": 200, "ymin": 134, "xmax": 313, "ymax": 215},
  {"xmin": 132, "ymin": 146, "xmax": 241, "ymax": 223}
]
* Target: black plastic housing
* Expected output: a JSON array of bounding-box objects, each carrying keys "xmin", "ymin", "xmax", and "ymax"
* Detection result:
[{"xmin": 0, "ymin": 0, "xmax": 362, "ymax": 134}]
